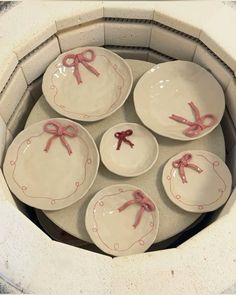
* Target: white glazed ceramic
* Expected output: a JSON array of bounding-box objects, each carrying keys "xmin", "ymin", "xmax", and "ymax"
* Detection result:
[
  {"xmin": 134, "ymin": 60, "xmax": 225, "ymax": 141},
  {"xmin": 42, "ymin": 46, "xmax": 133, "ymax": 122},
  {"xmin": 162, "ymin": 150, "xmax": 232, "ymax": 213},
  {"xmin": 100, "ymin": 123, "xmax": 159, "ymax": 177},
  {"xmin": 85, "ymin": 184, "xmax": 159, "ymax": 256},
  {"xmin": 3, "ymin": 118, "xmax": 100, "ymax": 210}
]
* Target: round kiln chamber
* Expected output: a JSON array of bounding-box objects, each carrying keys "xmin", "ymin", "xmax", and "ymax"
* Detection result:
[{"xmin": 0, "ymin": 2, "xmax": 236, "ymax": 294}]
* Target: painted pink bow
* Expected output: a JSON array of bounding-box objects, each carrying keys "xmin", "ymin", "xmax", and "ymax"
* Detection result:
[
  {"xmin": 172, "ymin": 153, "xmax": 203, "ymax": 184},
  {"xmin": 169, "ymin": 101, "xmax": 217, "ymax": 137},
  {"xmin": 43, "ymin": 121, "xmax": 78, "ymax": 155},
  {"xmin": 118, "ymin": 190, "xmax": 155, "ymax": 228},
  {"xmin": 114, "ymin": 129, "xmax": 134, "ymax": 150},
  {"xmin": 62, "ymin": 49, "xmax": 100, "ymax": 84}
]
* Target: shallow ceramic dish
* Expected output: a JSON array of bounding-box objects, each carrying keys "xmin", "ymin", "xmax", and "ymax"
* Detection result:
[
  {"xmin": 100, "ymin": 123, "xmax": 159, "ymax": 177},
  {"xmin": 3, "ymin": 118, "xmax": 99, "ymax": 210},
  {"xmin": 42, "ymin": 46, "xmax": 133, "ymax": 122},
  {"xmin": 134, "ymin": 60, "xmax": 225, "ymax": 141},
  {"xmin": 85, "ymin": 184, "xmax": 159, "ymax": 256},
  {"xmin": 162, "ymin": 150, "xmax": 232, "ymax": 213}
]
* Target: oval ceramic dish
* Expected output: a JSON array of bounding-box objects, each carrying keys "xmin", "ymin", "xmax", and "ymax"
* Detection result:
[
  {"xmin": 42, "ymin": 46, "xmax": 133, "ymax": 122},
  {"xmin": 134, "ymin": 61, "xmax": 225, "ymax": 141},
  {"xmin": 85, "ymin": 184, "xmax": 159, "ymax": 256},
  {"xmin": 100, "ymin": 123, "xmax": 159, "ymax": 177},
  {"xmin": 3, "ymin": 118, "xmax": 100, "ymax": 210},
  {"xmin": 162, "ymin": 150, "xmax": 232, "ymax": 213}
]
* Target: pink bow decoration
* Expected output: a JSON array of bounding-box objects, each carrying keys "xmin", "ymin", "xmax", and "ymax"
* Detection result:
[
  {"xmin": 114, "ymin": 129, "xmax": 134, "ymax": 150},
  {"xmin": 43, "ymin": 121, "xmax": 78, "ymax": 155},
  {"xmin": 62, "ymin": 49, "xmax": 100, "ymax": 84},
  {"xmin": 118, "ymin": 190, "xmax": 155, "ymax": 228},
  {"xmin": 169, "ymin": 101, "xmax": 217, "ymax": 137},
  {"xmin": 172, "ymin": 153, "xmax": 203, "ymax": 184}
]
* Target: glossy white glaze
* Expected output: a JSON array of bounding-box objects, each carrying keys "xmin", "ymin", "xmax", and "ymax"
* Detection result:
[
  {"xmin": 3, "ymin": 118, "xmax": 100, "ymax": 210},
  {"xmin": 162, "ymin": 150, "xmax": 232, "ymax": 213},
  {"xmin": 100, "ymin": 123, "xmax": 159, "ymax": 177},
  {"xmin": 85, "ymin": 184, "xmax": 159, "ymax": 256},
  {"xmin": 134, "ymin": 60, "xmax": 225, "ymax": 140},
  {"xmin": 42, "ymin": 46, "xmax": 133, "ymax": 122}
]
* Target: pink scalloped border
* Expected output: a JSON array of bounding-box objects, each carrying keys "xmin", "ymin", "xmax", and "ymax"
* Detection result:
[
  {"xmin": 92, "ymin": 189, "xmax": 156, "ymax": 253},
  {"xmin": 166, "ymin": 153, "xmax": 227, "ymax": 210},
  {"xmin": 50, "ymin": 54, "xmax": 125, "ymax": 119},
  {"xmin": 9, "ymin": 131, "xmax": 92, "ymax": 205}
]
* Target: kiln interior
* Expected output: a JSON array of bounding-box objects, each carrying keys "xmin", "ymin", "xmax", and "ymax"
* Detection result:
[{"xmin": 0, "ymin": 2, "xmax": 236, "ymax": 293}]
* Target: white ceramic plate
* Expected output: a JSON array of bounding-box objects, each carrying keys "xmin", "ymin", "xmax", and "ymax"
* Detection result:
[
  {"xmin": 42, "ymin": 46, "xmax": 133, "ymax": 122},
  {"xmin": 85, "ymin": 184, "xmax": 159, "ymax": 256},
  {"xmin": 134, "ymin": 61, "xmax": 225, "ymax": 140},
  {"xmin": 100, "ymin": 123, "xmax": 159, "ymax": 177},
  {"xmin": 162, "ymin": 150, "xmax": 232, "ymax": 213},
  {"xmin": 3, "ymin": 118, "xmax": 100, "ymax": 210}
]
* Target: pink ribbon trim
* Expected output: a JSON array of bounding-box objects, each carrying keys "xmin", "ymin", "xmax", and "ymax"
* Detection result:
[
  {"xmin": 169, "ymin": 101, "xmax": 217, "ymax": 137},
  {"xmin": 114, "ymin": 129, "xmax": 134, "ymax": 150},
  {"xmin": 172, "ymin": 153, "xmax": 203, "ymax": 184},
  {"xmin": 62, "ymin": 49, "xmax": 100, "ymax": 84},
  {"xmin": 43, "ymin": 120, "xmax": 78, "ymax": 155},
  {"xmin": 118, "ymin": 190, "xmax": 155, "ymax": 228}
]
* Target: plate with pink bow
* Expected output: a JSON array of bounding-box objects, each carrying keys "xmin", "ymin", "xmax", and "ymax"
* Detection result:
[
  {"xmin": 3, "ymin": 118, "xmax": 100, "ymax": 210},
  {"xmin": 162, "ymin": 150, "xmax": 232, "ymax": 213},
  {"xmin": 85, "ymin": 184, "xmax": 159, "ymax": 256},
  {"xmin": 134, "ymin": 60, "xmax": 225, "ymax": 140},
  {"xmin": 42, "ymin": 46, "xmax": 133, "ymax": 122}
]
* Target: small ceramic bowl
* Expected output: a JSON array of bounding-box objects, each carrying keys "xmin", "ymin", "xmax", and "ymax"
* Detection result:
[
  {"xmin": 162, "ymin": 150, "xmax": 232, "ymax": 213},
  {"xmin": 85, "ymin": 184, "xmax": 159, "ymax": 256},
  {"xmin": 99, "ymin": 123, "xmax": 159, "ymax": 177}
]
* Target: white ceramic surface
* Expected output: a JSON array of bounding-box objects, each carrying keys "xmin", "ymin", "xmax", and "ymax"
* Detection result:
[
  {"xmin": 85, "ymin": 184, "xmax": 159, "ymax": 256},
  {"xmin": 100, "ymin": 123, "xmax": 159, "ymax": 177},
  {"xmin": 3, "ymin": 118, "xmax": 99, "ymax": 210},
  {"xmin": 42, "ymin": 46, "xmax": 133, "ymax": 122},
  {"xmin": 162, "ymin": 150, "xmax": 232, "ymax": 213},
  {"xmin": 134, "ymin": 60, "xmax": 225, "ymax": 141}
]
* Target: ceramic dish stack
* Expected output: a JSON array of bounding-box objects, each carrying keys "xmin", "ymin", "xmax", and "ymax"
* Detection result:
[{"xmin": 3, "ymin": 47, "xmax": 232, "ymax": 256}]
